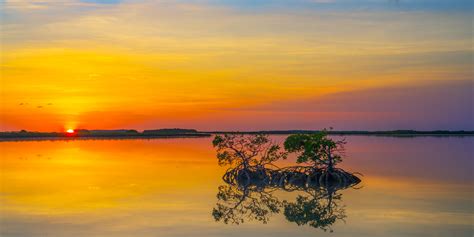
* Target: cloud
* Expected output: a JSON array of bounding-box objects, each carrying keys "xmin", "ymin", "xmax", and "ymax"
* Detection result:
[
  {"xmin": 80, "ymin": 0, "xmax": 121, "ymax": 4},
  {"xmin": 227, "ymin": 80, "xmax": 473, "ymax": 130},
  {"xmin": 1, "ymin": 0, "xmax": 472, "ymax": 131}
]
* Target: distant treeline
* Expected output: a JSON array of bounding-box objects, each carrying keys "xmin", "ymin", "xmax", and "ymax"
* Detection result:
[
  {"xmin": 143, "ymin": 128, "xmax": 198, "ymax": 134},
  {"xmin": 208, "ymin": 130, "xmax": 474, "ymax": 136},
  {"xmin": 0, "ymin": 128, "xmax": 209, "ymax": 139},
  {"xmin": 1, "ymin": 129, "xmax": 473, "ymax": 140}
]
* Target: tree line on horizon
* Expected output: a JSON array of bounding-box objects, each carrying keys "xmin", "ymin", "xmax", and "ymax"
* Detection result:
[
  {"xmin": 0, "ymin": 128, "xmax": 472, "ymax": 139},
  {"xmin": 0, "ymin": 128, "xmax": 208, "ymax": 138}
]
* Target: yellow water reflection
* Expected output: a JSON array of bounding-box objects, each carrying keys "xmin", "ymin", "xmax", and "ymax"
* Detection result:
[
  {"xmin": 0, "ymin": 137, "xmax": 472, "ymax": 237},
  {"xmin": 1, "ymin": 139, "xmax": 222, "ymax": 215}
]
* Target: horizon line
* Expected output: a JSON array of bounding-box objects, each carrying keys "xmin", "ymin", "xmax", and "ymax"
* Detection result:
[{"xmin": 2, "ymin": 128, "xmax": 474, "ymax": 133}]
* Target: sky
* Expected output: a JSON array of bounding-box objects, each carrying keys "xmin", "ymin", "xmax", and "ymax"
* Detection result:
[{"xmin": 0, "ymin": 0, "xmax": 472, "ymax": 131}]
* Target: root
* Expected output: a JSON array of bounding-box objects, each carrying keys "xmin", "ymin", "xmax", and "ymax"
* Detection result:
[{"xmin": 222, "ymin": 165, "xmax": 362, "ymax": 191}]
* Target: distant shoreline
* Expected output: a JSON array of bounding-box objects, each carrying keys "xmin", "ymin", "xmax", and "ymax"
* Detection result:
[
  {"xmin": 207, "ymin": 130, "xmax": 474, "ymax": 137},
  {"xmin": 1, "ymin": 129, "xmax": 473, "ymax": 141},
  {"xmin": 0, "ymin": 134, "xmax": 211, "ymax": 142},
  {"xmin": 0, "ymin": 129, "xmax": 212, "ymax": 141}
]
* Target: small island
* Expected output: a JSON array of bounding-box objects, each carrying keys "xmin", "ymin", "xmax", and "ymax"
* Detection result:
[{"xmin": 211, "ymin": 131, "xmax": 362, "ymax": 231}]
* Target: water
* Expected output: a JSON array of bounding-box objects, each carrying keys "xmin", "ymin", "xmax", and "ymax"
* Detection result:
[{"xmin": 0, "ymin": 136, "xmax": 472, "ymax": 237}]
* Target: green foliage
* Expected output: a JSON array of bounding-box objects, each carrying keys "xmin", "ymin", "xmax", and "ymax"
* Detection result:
[
  {"xmin": 284, "ymin": 130, "xmax": 345, "ymax": 169},
  {"xmin": 212, "ymin": 134, "xmax": 287, "ymax": 168}
]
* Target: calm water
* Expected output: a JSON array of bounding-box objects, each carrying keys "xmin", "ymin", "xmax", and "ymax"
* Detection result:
[{"xmin": 0, "ymin": 136, "xmax": 472, "ymax": 237}]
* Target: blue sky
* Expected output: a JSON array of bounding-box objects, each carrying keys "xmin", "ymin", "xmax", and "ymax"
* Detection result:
[{"xmin": 73, "ymin": 0, "xmax": 474, "ymax": 11}]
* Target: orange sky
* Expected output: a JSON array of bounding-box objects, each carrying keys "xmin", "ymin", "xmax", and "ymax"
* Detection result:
[{"xmin": 1, "ymin": 0, "xmax": 472, "ymax": 131}]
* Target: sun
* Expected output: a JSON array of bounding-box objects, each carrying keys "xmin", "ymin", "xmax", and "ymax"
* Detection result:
[{"xmin": 66, "ymin": 129, "xmax": 75, "ymax": 134}]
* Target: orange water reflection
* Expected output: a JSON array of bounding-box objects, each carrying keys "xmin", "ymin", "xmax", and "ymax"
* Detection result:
[{"xmin": 0, "ymin": 137, "xmax": 472, "ymax": 237}]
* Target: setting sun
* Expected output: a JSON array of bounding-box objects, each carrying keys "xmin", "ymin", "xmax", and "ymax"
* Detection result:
[{"xmin": 66, "ymin": 129, "xmax": 75, "ymax": 134}]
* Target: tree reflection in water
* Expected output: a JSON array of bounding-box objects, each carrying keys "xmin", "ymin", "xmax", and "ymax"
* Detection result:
[
  {"xmin": 283, "ymin": 186, "xmax": 346, "ymax": 232},
  {"xmin": 212, "ymin": 184, "xmax": 281, "ymax": 224},
  {"xmin": 212, "ymin": 180, "xmax": 357, "ymax": 232}
]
